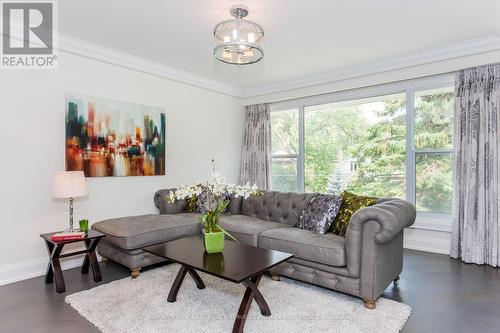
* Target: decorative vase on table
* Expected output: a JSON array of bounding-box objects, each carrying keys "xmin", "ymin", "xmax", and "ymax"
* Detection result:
[
  {"xmin": 79, "ymin": 219, "xmax": 89, "ymax": 232},
  {"xmin": 167, "ymin": 160, "xmax": 261, "ymax": 254},
  {"xmin": 200, "ymin": 200, "xmax": 235, "ymax": 253},
  {"xmin": 203, "ymin": 229, "xmax": 225, "ymax": 253}
]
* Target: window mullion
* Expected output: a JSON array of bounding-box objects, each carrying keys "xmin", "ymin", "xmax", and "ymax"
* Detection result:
[
  {"xmin": 298, "ymin": 106, "xmax": 305, "ymax": 192},
  {"xmin": 406, "ymin": 89, "xmax": 416, "ymax": 205}
]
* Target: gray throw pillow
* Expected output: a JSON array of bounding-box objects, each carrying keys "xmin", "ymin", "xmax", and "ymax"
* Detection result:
[
  {"xmin": 159, "ymin": 196, "xmax": 186, "ymax": 214},
  {"xmin": 194, "ymin": 191, "xmax": 230, "ymax": 214},
  {"xmin": 297, "ymin": 194, "xmax": 342, "ymax": 235},
  {"xmin": 194, "ymin": 190, "xmax": 210, "ymax": 213}
]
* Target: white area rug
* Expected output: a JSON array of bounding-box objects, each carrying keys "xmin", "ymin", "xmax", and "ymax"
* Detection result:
[{"xmin": 66, "ymin": 264, "xmax": 411, "ymax": 333}]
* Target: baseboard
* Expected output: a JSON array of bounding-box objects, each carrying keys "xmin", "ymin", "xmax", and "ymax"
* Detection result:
[
  {"xmin": 403, "ymin": 228, "xmax": 451, "ymax": 255},
  {"xmin": 404, "ymin": 244, "xmax": 450, "ymax": 255},
  {"xmin": 0, "ymin": 254, "xmax": 98, "ymax": 286}
]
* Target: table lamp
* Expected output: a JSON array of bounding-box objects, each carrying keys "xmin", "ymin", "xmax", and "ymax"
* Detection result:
[{"xmin": 52, "ymin": 171, "xmax": 88, "ymax": 232}]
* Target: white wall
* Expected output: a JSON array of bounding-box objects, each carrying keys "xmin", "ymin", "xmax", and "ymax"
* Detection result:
[
  {"xmin": 2, "ymin": 40, "xmax": 496, "ymax": 285},
  {"xmin": 242, "ymin": 50, "xmax": 500, "ymax": 256},
  {"xmin": 0, "ymin": 51, "xmax": 244, "ymax": 285}
]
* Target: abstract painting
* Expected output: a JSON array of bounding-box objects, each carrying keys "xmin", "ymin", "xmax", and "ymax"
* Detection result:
[{"xmin": 65, "ymin": 93, "xmax": 166, "ymax": 177}]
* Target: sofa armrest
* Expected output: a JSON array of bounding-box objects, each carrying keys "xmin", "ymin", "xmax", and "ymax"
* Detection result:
[
  {"xmin": 347, "ymin": 199, "xmax": 416, "ymax": 244},
  {"xmin": 344, "ymin": 199, "xmax": 416, "ymax": 279},
  {"xmin": 154, "ymin": 188, "xmax": 187, "ymax": 214}
]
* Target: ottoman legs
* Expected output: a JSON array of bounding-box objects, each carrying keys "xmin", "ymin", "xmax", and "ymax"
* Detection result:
[
  {"xmin": 363, "ymin": 298, "xmax": 377, "ymax": 309},
  {"xmin": 270, "ymin": 273, "xmax": 280, "ymax": 281},
  {"xmin": 131, "ymin": 268, "xmax": 141, "ymax": 278}
]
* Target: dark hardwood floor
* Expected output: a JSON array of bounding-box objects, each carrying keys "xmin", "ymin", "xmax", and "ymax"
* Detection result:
[{"xmin": 0, "ymin": 249, "xmax": 499, "ymax": 333}]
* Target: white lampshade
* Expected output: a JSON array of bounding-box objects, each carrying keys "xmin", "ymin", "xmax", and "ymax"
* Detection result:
[{"xmin": 52, "ymin": 171, "xmax": 88, "ymax": 199}]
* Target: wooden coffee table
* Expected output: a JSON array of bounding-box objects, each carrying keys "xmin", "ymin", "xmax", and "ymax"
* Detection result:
[{"xmin": 144, "ymin": 236, "xmax": 293, "ymax": 333}]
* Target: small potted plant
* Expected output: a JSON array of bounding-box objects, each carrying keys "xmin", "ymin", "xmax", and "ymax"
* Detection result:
[
  {"xmin": 200, "ymin": 199, "xmax": 231, "ymax": 253},
  {"xmin": 168, "ymin": 163, "xmax": 260, "ymax": 253},
  {"xmin": 79, "ymin": 219, "xmax": 89, "ymax": 232}
]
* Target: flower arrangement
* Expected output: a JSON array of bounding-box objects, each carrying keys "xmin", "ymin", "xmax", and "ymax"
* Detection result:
[{"xmin": 168, "ymin": 162, "xmax": 261, "ymax": 252}]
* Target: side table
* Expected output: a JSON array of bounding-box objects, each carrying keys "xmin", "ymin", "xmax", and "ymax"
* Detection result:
[{"xmin": 40, "ymin": 230, "xmax": 105, "ymax": 293}]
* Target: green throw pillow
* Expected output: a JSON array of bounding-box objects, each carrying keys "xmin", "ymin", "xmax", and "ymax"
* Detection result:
[
  {"xmin": 331, "ymin": 191, "xmax": 377, "ymax": 237},
  {"xmin": 185, "ymin": 195, "xmax": 198, "ymax": 213}
]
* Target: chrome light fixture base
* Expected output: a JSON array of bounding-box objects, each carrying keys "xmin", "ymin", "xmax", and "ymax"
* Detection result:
[{"xmin": 230, "ymin": 5, "xmax": 248, "ymax": 19}]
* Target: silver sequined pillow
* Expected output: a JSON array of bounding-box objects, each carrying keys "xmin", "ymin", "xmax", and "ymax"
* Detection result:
[
  {"xmin": 194, "ymin": 190, "xmax": 230, "ymax": 214},
  {"xmin": 297, "ymin": 194, "xmax": 343, "ymax": 235}
]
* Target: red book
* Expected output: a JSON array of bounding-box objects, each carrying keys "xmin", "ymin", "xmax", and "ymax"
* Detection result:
[
  {"xmin": 51, "ymin": 236, "xmax": 84, "ymax": 241},
  {"xmin": 51, "ymin": 232, "xmax": 85, "ymax": 242}
]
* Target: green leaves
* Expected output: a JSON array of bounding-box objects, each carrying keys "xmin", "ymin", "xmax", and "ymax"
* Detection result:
[
  {"xmin": 215, "ymin": 225, "xmax": 239, "ymax": 243},
  {"xmin": 215, "ymin": 199, "xmax": 230, "ymax": 214},
  {"xmin": 200, "ymin": 200, "xmax": 239, "ymax": 243},
  {"xmin": 201, "ymin": 211, "xmax": 217, "ymax": 233}
]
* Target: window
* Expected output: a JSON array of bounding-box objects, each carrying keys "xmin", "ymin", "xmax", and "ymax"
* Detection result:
[
  {"xmin": 270, "ymin": 76, "xmax": 454, "ymax": 217},
  {"xmin": 270, "ymin": 109, "xmax": 299, "ymax": 192},
  {"xmin": 413, "ymin": 87, "xmax": 454, "ymax": 214},
  {"xmin": 304, "ymin": 94, "xmax": 406, "ymax": 198}
]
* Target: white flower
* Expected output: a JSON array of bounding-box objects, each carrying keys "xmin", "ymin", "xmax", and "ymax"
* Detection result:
[
  {"xmin": 168, "ymin": 176, "xmax": 260, "ymax": 204},
  {"xmin": 167, "ymin": 191, "xmax": 176, "ymax": 203}
]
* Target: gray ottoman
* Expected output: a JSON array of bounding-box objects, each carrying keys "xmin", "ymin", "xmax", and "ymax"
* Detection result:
[{"xmin": 92, "ymin": 213, "xmax": 201, "ymax": 277}]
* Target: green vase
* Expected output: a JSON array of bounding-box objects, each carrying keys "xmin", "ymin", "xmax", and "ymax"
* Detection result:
[
  {"xmin": 203, "ymin": 229, "xmax": 225, "ymax": 254},
  {"xmin": 79, "ymin": 219, "xmax": 89, "ymax": 232}
]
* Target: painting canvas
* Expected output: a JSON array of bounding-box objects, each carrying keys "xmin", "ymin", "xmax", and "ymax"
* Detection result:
[{"xmin": 65, "ymin": 93, "xmax": 166, "ymax": 177}]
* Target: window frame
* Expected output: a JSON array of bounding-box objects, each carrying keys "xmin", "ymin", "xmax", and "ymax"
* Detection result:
[
  {"xmin": 269, "ymin": 108, "xmax": 301, "ymax": 191},
  {"xmin": 270, "ymin": 74, "xmax": 455, "ymax": 231}
]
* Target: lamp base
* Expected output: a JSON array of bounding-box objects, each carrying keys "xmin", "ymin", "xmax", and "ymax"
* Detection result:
[{"xmin": 69, "ymin": 197, "xmax": 74, "ymax": 233}]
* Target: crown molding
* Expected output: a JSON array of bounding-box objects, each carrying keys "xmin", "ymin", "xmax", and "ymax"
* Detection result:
[
  {"xmin": 55, "ymin": 33, "xmax": 500, "ymax": 100},
  {"xmin": 57, "ymin": 33, "xmax": 242, "ymax": 97},
  {"xmin": 239, "ymin": 35, "xmax": 500, "ymax": 99}
]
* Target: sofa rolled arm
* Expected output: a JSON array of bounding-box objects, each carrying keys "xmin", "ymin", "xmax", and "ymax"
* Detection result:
[
  {"xmin": 347, "ymin": 199, "xmax": 416, "ymax": 244},
  {"xmin": 154, "ymin": 188, "xmax": 187, "ymax": 214},
  {"xmin": 344, "ymin": 199, "xmax": 416, "ymax": 279},
  {"xmin": 154, "ymin": 189, "xmax": 174, "ymax": 208}
]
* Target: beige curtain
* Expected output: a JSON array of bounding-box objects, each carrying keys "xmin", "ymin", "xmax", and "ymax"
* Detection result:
[
  {"xmin": 240, "ymin": 104, "xmax": 270, "ymax": 189},
  {"xmin": 451, "ymin": 63, "xmax": 500, "ymax": 266}
]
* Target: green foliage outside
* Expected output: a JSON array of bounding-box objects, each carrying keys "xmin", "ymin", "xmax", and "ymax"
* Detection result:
[
  {"xmin": 270, "ymin": 110, "xmax": 298, "ymax": 192},
  {"xmin": 271, "ymin": 91, "xmax": 454, "ymax": 213}
]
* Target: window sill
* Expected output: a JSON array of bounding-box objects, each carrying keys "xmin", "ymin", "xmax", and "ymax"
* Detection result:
[{"xmin": 409, "ymin": 212, "xmax": 452, "ymax": 232}]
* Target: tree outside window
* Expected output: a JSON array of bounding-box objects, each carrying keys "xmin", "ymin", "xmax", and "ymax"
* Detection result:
[{"xmin": 270, "ymin": 85, "xmax": 454, "ymax": 214}]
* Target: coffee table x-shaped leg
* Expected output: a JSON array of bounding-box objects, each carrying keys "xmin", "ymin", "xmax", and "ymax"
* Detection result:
[{"xmin": 167, "ymin": 264, "xmax": 271, "ymax": 333}]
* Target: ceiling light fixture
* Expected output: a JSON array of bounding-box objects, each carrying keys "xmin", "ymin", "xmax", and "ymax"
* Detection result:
[{"xmin": 213, "ymin": 5, "xmax": 264, "ymax": 65}]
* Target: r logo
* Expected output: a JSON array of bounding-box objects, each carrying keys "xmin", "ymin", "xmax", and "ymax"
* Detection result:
[{"xmin": 2, "ymin": 2, "xmax": 53, "ymax": 54}]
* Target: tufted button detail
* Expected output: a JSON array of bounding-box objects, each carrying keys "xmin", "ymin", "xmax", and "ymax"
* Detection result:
[{"xmin": 241, "ymin": 190, "xmax": 316, "ymax": 224}]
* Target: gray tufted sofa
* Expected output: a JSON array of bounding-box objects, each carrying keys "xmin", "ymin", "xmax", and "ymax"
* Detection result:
[{"xmin": 92, "ymin": 189, "xmax": 415, "ymax": 308}]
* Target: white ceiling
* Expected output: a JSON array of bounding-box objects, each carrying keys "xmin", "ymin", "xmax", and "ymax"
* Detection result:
[{"xmin": 59, "ymin": 0, "xmax": 500, "ymax": 91}]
